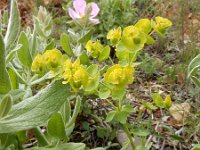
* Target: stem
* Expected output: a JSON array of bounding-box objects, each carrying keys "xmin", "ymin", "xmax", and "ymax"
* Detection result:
[
  {"xmin": 105, "ymin": 98, "xmax": 117, "ymax": 109},
  {"xmin": 34, "ymin": 127, "xmax": 49, "ymax": 146},
  {"xmin": 109, "ymin": 56, "xmax": 114, "ymax": 65},
  {"xmin": 123, "ymin": 123, "xmax": 136, "ymax": 150}
]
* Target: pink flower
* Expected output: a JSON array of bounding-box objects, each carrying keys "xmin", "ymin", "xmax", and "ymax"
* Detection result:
[{"xmin": 68, "ymin": 0, "xmax": 100, "ymax": 24}]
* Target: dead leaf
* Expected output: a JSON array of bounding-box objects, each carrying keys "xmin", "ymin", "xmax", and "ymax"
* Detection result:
[
  {"xmin": 169, "ymin": 103, "xmax": 191, "ymax": 123},
  {"xmin": 192, "ymin": 19, "xmax": 199, "ymax": 25}
]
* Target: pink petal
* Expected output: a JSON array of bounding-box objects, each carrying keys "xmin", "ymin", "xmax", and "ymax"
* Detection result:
[
  {"xmin": 89, "ymin": 2, "xmax": 100, "ymax": 17},
  {"xmin": 89, "ymin": 17, "xmax": 100, "ymax": 24},
  {"xmin": 73, "ymin": 0, "xmax": 86, "ymax": 15},
  {"xmin": 68, "ymin": 8, "xmax": 80, "ymax": 19}
]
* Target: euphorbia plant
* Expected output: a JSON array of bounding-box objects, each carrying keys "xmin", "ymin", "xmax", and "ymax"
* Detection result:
[
  {"xmin": 0, "ymin": 1, "xmax": 172, "ymax": 149},
  {"xmin": 31, "ymin": 16, "xmax": 172, "ymax": 149}
]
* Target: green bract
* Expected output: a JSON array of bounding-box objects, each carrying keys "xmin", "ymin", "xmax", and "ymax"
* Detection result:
[
  {"xmin": 85, "ymin": 40, "xmax": 103, "ymax": 58},
  {"xmin": 135, "ymin": 19, "xmax": 152, "ymax": 34}
]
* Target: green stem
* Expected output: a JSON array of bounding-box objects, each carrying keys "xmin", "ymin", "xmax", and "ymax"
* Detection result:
[
  {"xmin": 123, "ymin": 123, "xmax": 136, "ymax": 150},
  {"xmin": 34, "ymin": 127, "xmax": 49, "ymax": 146},
  {"xmin": 109, "ymin": 56, "xmax": 114, "ymax": 65},
  {"xmin": 105, "ymin": 98, "xmax": 117, "ymax": 109}
]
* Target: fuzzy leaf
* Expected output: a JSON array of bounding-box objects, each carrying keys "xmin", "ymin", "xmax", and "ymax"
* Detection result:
[
  {"xmin": 47, "ymin": 112, "xmax": 66, "ymax": 139},
  {"xmin": 4, "ymin": 0, "xmax": 20, "ymax": 51},
  {"xmin": 17, "ymin": 32, "xmax": 32, "ymax": 68},
  {"xmin": 0, "ymin": 80, "xmax": 72, "ymax": 133},
  {"xmin": 78, "ymin": 29, "xmax": 93, "ymax": 43},
  {"xmin": 61, "ymin": 33, "xmax": 73, "ymax": 56},
  {"xmin": 0, "ymin": 95, "xmax": 13, "ymax": 118},
  {"xmin": 0, "ymin": 34, "xmax": 11, "ymax": 94}
]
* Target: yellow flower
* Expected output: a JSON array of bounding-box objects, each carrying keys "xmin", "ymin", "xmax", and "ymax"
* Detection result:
[
  {"xmin": 73, "ymin": 67, "xmax": 88, "ymax": 86},
  {"xmin": 62, "ymin": 59, "xmax": 73, "ymax": 84},
  {"xmin": 104, "ymin": 64, "xmax": 134, "ymax": 86},
  {"xmin": 164, "ymin": 95, "xmax": 172, "ymax": 109},
  {"xmin": 85, "ymin": 40, "xmax": 103, "ymax": 58},
  {"xmin": 62, "ymin": 59, "xmax": 88, "ymax": 90},
  {"xmin": 107, "ymin": 27, "xmax": 121, "ymax": 46},
  {"xmin": 31, "ymin": 54, "xmax": 46, "ymax": 74},
  {"xmin": 120, "ymin": 26, "xmax": 147, "ymax": 51},
  {"xmin": 43, "ymin": 49, "xmax": 62, "ymax": 71},
  {"xmin": 154, "ymin": 16, "xmax": 172, "ymax": 35}
]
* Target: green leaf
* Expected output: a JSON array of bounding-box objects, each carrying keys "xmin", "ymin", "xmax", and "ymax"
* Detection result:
[
  {"xmin": 79, "ymin": 52, "xmax": 90, "ymax": 66},
  {"xmin": 45, "ymin": 40, "xmax": 55, "ymax": 51},
  {"xmin": 131, "ymin": 127, "xmax": 150, "ymax": 137},
  {"xmin": 17, "ymin": 32, "xmax": 32, "ymax": 68},
  {"xmin": 98, "ymin": 84, "xmax": 111, "ymax": 99},
  {"xmin": 34, "ymin": 17, "xmax": 45, "ymax": 38},
  {"xmin": 78, "ymin": 29, "xmax": 93, "ymax": 43},
  {"xmin": 188, "ymin": 54, "xmax": 200, "ymax": 77},
  {"xmin": 112, "ymin": 86, "xmax": 126, "ymax": 100},
  {"xmin": 145, "ymin": 34, "xmax": 155, "ymax": 45},
  {"xmin": 85, "ymin": 64, "xmax": 100, "ymax": 91},
  {"xmin": 106, "ymin": 111, "xmax": 116, "ymax": 122},
  {"xmin": 122, "ymin": 105, "xmax": 135, "ymax": 113},
  {"xmin": 114, "ymin": 111, "xmax": 128, "ymax": 124},
  {"xmin": 61, "ymin": 33, "xmax": 73, "ymax": 56},
  {"xmin": 98, "ymin": 46, "xmax": 110, "ymax": 62},
  {"xmin": 152, "ymin": 93, "xmax": 165, "ymax": 108},
  {"xmin": 6, "ymin": 44, "xmax": 22, "ymax": 64},
  {"xmin": 47, "ymin": 112, "xmax": 66, "ymax": 139},
  {"xmin": 66, "ymin": 96, "xmax": 81, "ymax": 128},
  {"xmin": 31, "ymin": 28, "xmax": 37, "ymax": 57},
  {"xmin": 60, "ymin": 100, "xmax": 71, "ymax": 124},
  {"xmin": 27, "ymin": 142, "xmax": 86, "ymax": 150},
  {"xmin": 0, "ymin": 95, "xmax": 13, "ymax": 118},
  {"xmin": 16, "ymin": 130, "xmax": 26, "ymax": 145},
  {"xmin": 191, "ymin": 76, "xmax": 200, "ymax": 89},
  {"xmin": 7, "ymin": 67, "xmax": 18, "ymax": 89},
  {"xmin": 0, "ymin": 80, "xmax": 72, "ymax": 133},
  {"xmin": 4, "ymin": 0, "xmax": 20, "ymax": 51},
  {"xmin": 0, "ymin": 34, "xmax": 11, "ymax": 94}
]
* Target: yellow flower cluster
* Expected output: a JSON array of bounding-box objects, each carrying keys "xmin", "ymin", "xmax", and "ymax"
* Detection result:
[
  {"xmin": 62, "ymin": 59, "xmax": 88, "ymax": 91},
  {"xmin": 43, "ymin": 49, "xmax": 63, "ymax": 71},
  {"xmin": 31, "ymin": 49, "xmax": 63, "ymax": 74},
  {"xmin": 106, "ymin": 16, "xmax": 172, "ymax": 51},
  {"xmin": 104, "ymin": 64, "xmax": 134, "ymax": 86},
  {"xmin": 31, "ymin": 17, "xmax": 172, "ymax": 95}
]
